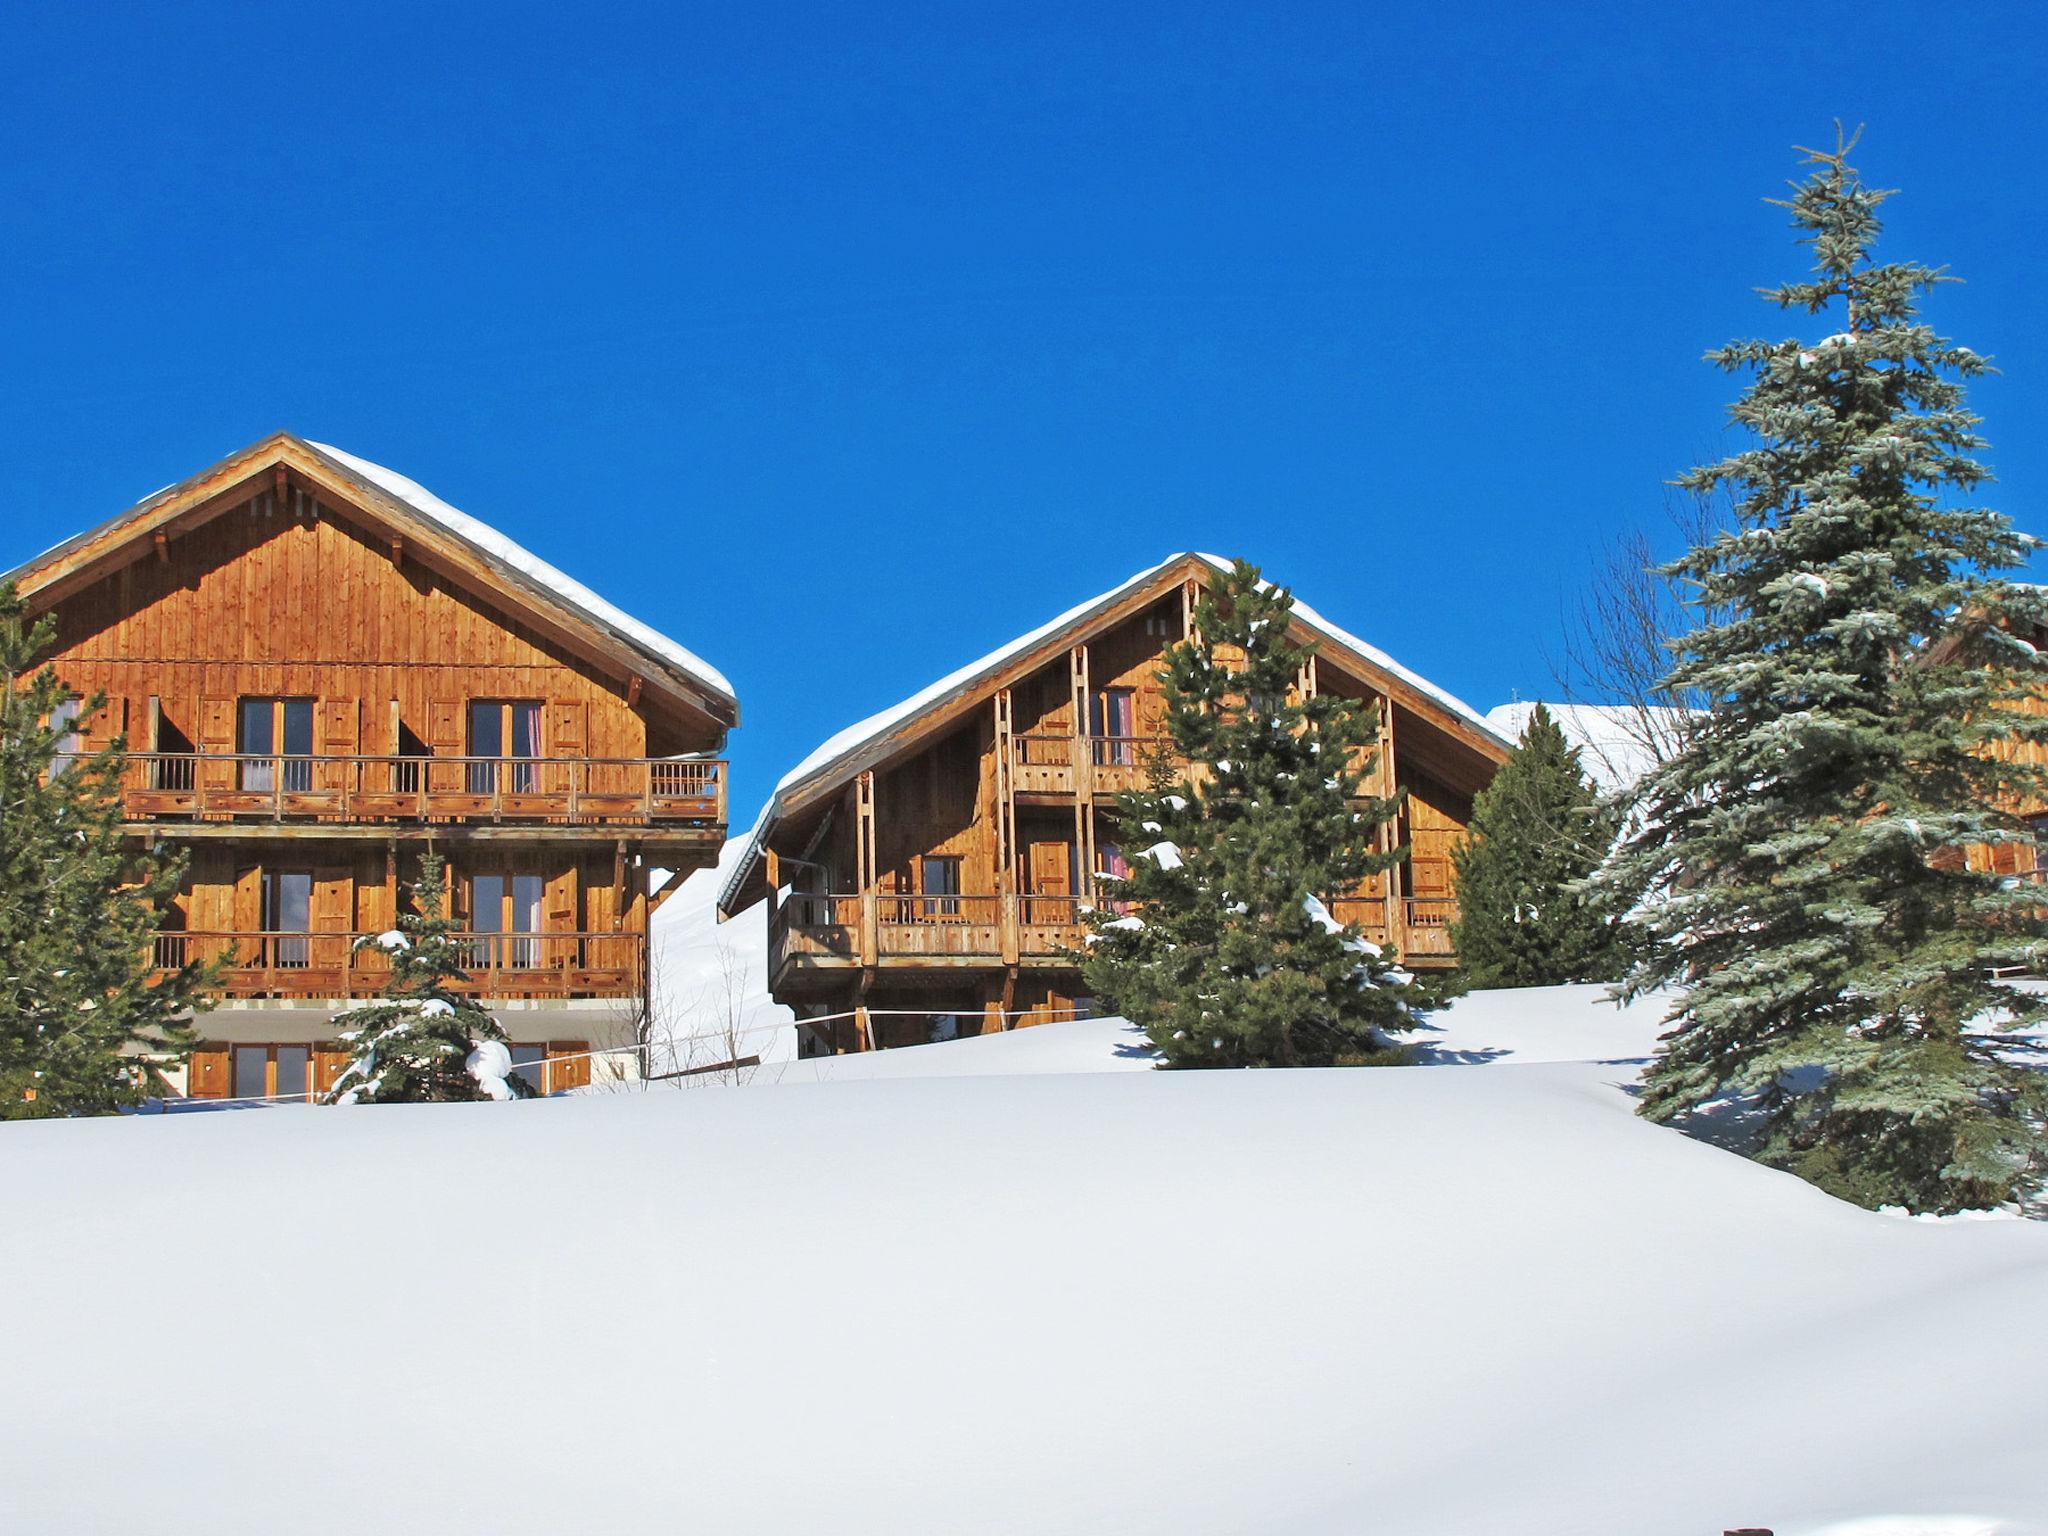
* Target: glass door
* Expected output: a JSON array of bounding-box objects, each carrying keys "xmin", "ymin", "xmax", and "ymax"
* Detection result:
[
  {"xmin": 262, "ymin": 870, "xmax": 312, "ymax": 968},
  {"xmin": 468, "ymin": 702, "xmax": 542, "ymax": 795}
]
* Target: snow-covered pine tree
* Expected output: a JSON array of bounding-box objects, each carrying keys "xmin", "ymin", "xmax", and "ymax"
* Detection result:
[
  {"xmin": 1609, "ymin": 130, "xmax": 2048, "ymax": 1212},
  {"xmin": 1080, "ymin": 559, "xmax": 1415, "ymax": 1067},
  {"xmin": 1450, "ymin": 703, "xmax": 1627, "ymax": 988},
  {"xmin": 0, "ymin": 582, "xmax": 218, "ymax": 1116},
  {"xmin": 325, "ymin": 853, "xmax": 533, "ymax": 1103}
]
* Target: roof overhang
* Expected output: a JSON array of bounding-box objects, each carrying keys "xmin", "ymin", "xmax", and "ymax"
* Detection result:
[
  {"xmin": 716, "ymin": 551, "xmax": 1510, "ymax": 917},
  {"xmin": 3, "ymin": 432, "xmax": 738, "ymax": 736}
]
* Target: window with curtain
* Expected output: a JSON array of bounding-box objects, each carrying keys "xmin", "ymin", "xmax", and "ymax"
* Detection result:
[
  {"xmin": 1090, "ymin": 687, "xmax": 1136, "ymax": 765},
  {"xmin": 48, "ymin": 696, "xmax": 81, "ymax": 777},
  {"xmin": 468, "ymin": 701, "xmax": 542, "ymax": 794},
  {"xmin": 262, "ymin": 870, "xmax": 312, "ymax": 967},
  {"xmin": 239, "ymin": 698, "xmax": 314, "ymax": 791}
]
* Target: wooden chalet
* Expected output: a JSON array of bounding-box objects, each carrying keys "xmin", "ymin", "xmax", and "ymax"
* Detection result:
[
  {"xmin": 718, "ymin": 553, "xmax": 1511, "ymax": 1055},
  {"xmin": 4, "ymin": 432, "xmax": 736, "ymax": 1099}
]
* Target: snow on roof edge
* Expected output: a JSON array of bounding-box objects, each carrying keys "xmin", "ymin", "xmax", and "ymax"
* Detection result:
[
  {"xmin": 719, "ymin": 551, "xmax": 1512, "ymax": 915},
  {"xmin": 307, "ymin": 442, "xmax": 736, "ymax": 708}
]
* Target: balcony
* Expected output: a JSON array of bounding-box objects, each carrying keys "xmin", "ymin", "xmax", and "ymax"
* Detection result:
[
  {"xmin": 119, "ymin": 754, "xmax": 724, "ymax": 832},
  {"xmin": 770, "ymin": 891, "xmax": 1088, "ymax": 978},
  {"xmin": 1010, "ymin": 734, "xmax": 1167, "ymax": 798},
  {"xmin": 152, "ymin": 930, "xmax": 646, "ymax": 1001}
]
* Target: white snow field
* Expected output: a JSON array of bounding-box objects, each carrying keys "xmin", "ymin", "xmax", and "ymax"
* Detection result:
[{"xmin": 3, "ymin": 988, "xmax": 2045, "ymax": 1536}]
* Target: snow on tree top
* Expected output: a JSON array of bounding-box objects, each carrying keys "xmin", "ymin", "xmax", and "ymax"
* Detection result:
[{"xmin": 309, "ymin": 442, "xmax": 736, "ymax": 707}]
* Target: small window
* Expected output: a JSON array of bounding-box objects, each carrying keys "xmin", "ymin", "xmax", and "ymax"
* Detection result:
[
  {"xmin": 921, "ymin": 855, "xmax": 962, "ymax": 918},
  {"xmin": 239, "ymin": 698, "xmax": 314, "ymax": 791},
  {"xmin": 470, "ymin": 871, "xmax": 545, "ymax": 968},
  {"xmin": 510, "ymin": 1044, "xmax": 547, "ymax": 1094},
  {"xmin": 48, "ymin": 696, "xmax": 81, "ymax": 777},
  {"xmin": 1091, "ymin": 688, "xmax": 1137, "ymax": 765},
  {"xmin": 262, "ymin": 870, "xmax": 313, "ymax": 968},
  {"xmin": 469, "ymin": 701, "xmax": 542, "ymax": 794}
]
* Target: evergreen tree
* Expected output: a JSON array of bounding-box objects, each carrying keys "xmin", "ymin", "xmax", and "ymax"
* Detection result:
[
  {"xmin": 1451, "ymin": 704, "xmax": 1627, "ymax": 988},
  {"xmin": 1081, "ymin": 559, "xmax": 1415, "ymax": 1067},
  {"xmin": 0, "ymin": 582, "xmax": 216, "ymax": 1117},
  {"xmin": 326, "ymin": 853, "xmax": 533, "ymax": 1103},
  {"xmin": 1608, "ymin": 131, "xmax": 2048, "ymax": 1212}
]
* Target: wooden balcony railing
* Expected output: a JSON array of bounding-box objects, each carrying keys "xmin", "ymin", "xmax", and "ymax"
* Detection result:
[
  {"xmin": 119, "ymin": 754, "xmax": 724, "ymax": 829},
  {"xmin": 769, "ymin": 889, "xmax": 1459, "ymax": 975},
  {"xmin": 772, "ymin": 890, "xmax": 1090, "ymax": 973},
  {"xmin": 151, "ymin": 929, "xmax": 646, "ymax": 1000},
  {"xmin": 1010, "ymin": 734, "xmax": 1169, "ymax": 795}
]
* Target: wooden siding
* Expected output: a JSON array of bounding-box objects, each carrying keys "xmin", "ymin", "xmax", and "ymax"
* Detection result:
[
  {"xmin": 763, "ymin": 595, "xmax": 1500, "ymax": 1040},
  {"xmin": 24, "ymin": 468, "xmax": 719, "ymax": 1022},
  {"xmin": 43, "ymin": 489, "xmax": 712, "ymax": 766}
]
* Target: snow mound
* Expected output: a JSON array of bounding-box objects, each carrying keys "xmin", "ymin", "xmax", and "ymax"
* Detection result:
[{"xmin": 3, "ymin": 986, "xmax": 2044, "ymax": 1534}]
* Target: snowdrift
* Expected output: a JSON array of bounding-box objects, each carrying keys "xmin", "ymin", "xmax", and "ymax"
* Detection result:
[{"xmin": 1, "ymin": 991, "xmax": 2043, "ymax": 1536}]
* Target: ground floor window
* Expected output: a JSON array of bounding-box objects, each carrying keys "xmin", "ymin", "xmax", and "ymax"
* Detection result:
[{"xmin": 229, "ymin": 1043, "xmax": 317, "ymax": 1100}]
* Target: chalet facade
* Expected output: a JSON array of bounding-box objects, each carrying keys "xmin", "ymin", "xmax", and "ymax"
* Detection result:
[
  {"xmin": 4, "ymin": 433, "xmax": 735, "ymax": 1100},
  {"xmin": 718, "ymin": 553, "xmax": 1510, "ymax": 1055}
]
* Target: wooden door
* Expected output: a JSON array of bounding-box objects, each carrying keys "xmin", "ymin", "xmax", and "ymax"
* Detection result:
[
  {"xmin": 198, "ymin": 697, "xmax": 235, "ymax": 797},
  {"xmin": 1027, "ymin": 839, "xmax": 1071, "ymax": 925},
  {"xmin": 319, "ymin": 699, "xmax": 359, "ymax": 795},
  {"xmin": 313, "ymin": 1046, "xmax": 353, "ymax": 1098}
]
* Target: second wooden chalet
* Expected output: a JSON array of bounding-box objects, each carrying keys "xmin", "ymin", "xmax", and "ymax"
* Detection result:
[
  {"xmin": 4, "ymin": 433, "xmax": 737, "ymax": 1099},
  {"xmin": 718, "ymin": 553, "xmax": 1511, "ymax": 1054}
]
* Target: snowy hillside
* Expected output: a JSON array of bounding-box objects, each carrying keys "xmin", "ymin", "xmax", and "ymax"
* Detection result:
[
  {"xmin": 646, "ymin": 838, "xmax": 798, "ymax": 1071},
  {"xmin": 2, "ymin": 987, "xmax": 2043, "ymax": 1536}
]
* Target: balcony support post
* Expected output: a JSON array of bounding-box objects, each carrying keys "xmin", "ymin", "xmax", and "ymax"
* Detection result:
[{"xmin": 855, "ymin": 771, "xmax": 878, "ymax": 968}]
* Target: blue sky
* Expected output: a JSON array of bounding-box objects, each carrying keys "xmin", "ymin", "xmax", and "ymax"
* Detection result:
[{"xmin": 3, "ymin": 1, "xmax": 2043, "ymax": 815}]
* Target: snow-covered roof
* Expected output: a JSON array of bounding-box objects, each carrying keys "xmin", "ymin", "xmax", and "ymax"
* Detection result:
[
  {"xmin": 1482, "ymin": 701, "xmax": 1688, "ymax": 793},
  {"xmin": 307, "ymin": 443, "xmax": 735, "ymax": 709},
  {"xmin": 1, "ymin": 434, "xmax": 735, "ymax": 720},
  {"xmin": 720, "ymin": 552, "xmax": 1508, "ymax": 913}
]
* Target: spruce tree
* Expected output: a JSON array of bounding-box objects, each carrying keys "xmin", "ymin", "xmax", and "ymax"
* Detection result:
[
  {"xmin": 326, "ymin": 853, "xmax": 533, "ymax": 1103},
  {"xmin": 0, "ymin": 582, "xmax": 217, "ymax": 1117},
  {"xmin": 1081, "ymin": 559, "xmax": 1415, "ymax": 1067},
  {"xmin": 1609, "ymin": 131, "xmax": 2048, "ymax": 1212},
  {"xmin": 1451, "ymin": 704, "xmax": 1627, "ymax": 989}
]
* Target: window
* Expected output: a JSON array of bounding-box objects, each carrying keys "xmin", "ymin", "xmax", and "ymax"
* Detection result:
[
  {"xmin": 1091, "ymin": 687, "xmax": 1136, "ymax": 765},
  {"xmin": 920, "ymin": 855, "xmax": 962, "ymax": 918},
  {"xmin": 48, "ymin": 696, "xmax": 81, "ymax": 777},
  {"xmin": 239, "ymin": 698, "xmax": 314, "ymax": 792},
  {"xmin": 231, "ymin": 1044, "xmax": 314, "ymax": 1101},
  {"xmin": 471, "ymin": 871, "xmax": 545, "ymax": 968},
  {"xmin": 1097, "ymin": 843, "xmax": 1134, "ymax": 914},
  {"xmin": 262, "ymin": 870, "xmax": 312, "ymax": 968},
  {"xmin": 510, "ymin": 1044, "xmax": 547, "ymax": 1094},
  {"xmin": 469, "ymin": 701, "xmax": 542, "ymax": 795}
]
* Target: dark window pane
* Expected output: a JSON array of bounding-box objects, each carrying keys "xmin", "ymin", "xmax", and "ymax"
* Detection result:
[
  {"xmin": 274, "ymin": 1047, "xmax": 309, "ymax": 1100},
  {"xmin": 282, "ymin": 700, "xmax": 314, "ymax": 790},
  {"xmin": 511, "ymin": 1044, "xmax": 546, "ymax": 1093},
  {"xmin": 240, "ymin": 699, "xmax": 275, "ymax": 790},
  {"xmin": 233, "ymin": 1046, "xmax": 268, "ymax": 1099}
]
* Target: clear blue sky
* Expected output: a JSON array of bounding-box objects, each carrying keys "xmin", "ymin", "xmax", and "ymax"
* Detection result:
[{"xmin": 3, "ymin": 1, "xmax": 2043, "ymax": 815}]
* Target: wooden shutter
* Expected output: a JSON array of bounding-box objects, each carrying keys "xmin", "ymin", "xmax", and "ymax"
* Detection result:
[
  {"xmin": 311, "ymin": 868, "xmax": 351, "ymax": 975},
  {"xmin": 319, "ymin": 700, "xmax": 358, "ymax": 795},
  {"xmin": 231, "ymin": 864, "xmax": 263, "ymax": 971},
  {"xmin": 313, "ymin": 1046, "xmax": 352, "ymax": 1098},
  {"xmin": 549, "ymin": 701, "xmax": 585, "ymax": 755},
  {"xmin": 547, "ymin": 1042, "xmax": 591, "ymax": 1093},
  {"xmin": 198, "ymin": 697, "xmax": 236, "ymax": 796},
  {"xmin": 1028, "ymin": 840, "xmax": 1070, "ymax": 896},
  {"xmin": 187, "ymin": 1047, "xmax": 230, "ymax": 1099},
  {"xmin": 545, "ymin": 865, "xmax": 579, "ymax": 969}
]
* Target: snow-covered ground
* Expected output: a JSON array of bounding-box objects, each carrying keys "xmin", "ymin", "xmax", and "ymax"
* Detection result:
[{"xmin": 2, "ymin": 985, "xmax": 2044, "ymax": 1535}]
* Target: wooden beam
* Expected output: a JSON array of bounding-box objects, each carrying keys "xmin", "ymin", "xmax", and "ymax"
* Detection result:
[
  {"xmin": 626, "ymin": 674, "xmax": 644, "ymax": 708},
  {"xmin": 152, "ymin": 531, "xmax": 168, "ymax": 565}
]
